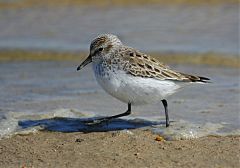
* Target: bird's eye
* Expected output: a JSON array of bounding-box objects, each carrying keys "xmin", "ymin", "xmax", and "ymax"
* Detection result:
[{"xmin": 98, "ymin": 47, "xmax": 103, "ymax": 52}]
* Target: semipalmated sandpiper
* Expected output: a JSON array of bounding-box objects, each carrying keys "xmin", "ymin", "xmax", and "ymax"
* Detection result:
[{"xmin": 77, "ymin": 34, "xmax": 210, "ymax": 127}]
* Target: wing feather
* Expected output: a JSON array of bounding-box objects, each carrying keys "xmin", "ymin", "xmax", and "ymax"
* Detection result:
[{"xmin": 119, "ymin": 47, "xmax": 210, "ymax": 83}]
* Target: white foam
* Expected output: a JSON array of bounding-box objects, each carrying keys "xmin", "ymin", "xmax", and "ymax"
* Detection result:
[
  {"xmin": 0, "ymin": 113, "xmax": 19, "ymax": 139},
  {"xmin": 0, "ymin": 110, "xmax": 239, "ymax": 140},
  {"xmin": 0, "ymin": 108, "xmax": 87, "ymax": 139},
  {"xmin": 152, "ymin": 120, "xmax": 239, "ymax": 140}
]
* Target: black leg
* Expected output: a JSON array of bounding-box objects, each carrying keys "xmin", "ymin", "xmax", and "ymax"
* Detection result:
[
  {"xmin": 102, "ymin": 103, "xmax": 131, "ymax": 120},
  {"xmin": 85, "ymin": 103, "xmax": 131, "ymax": 125},
  {"xmin": 161, "ymin": 99, "xmax": 169, "ymax": 127}
]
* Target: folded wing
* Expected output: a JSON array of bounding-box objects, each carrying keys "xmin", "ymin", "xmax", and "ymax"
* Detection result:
[{"xmin": 120, "ymin": 47, "xmax": 210, "ymax": 83}]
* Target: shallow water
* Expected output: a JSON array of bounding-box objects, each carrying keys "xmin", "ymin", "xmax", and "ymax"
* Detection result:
[
  {"xmin": 0, "ymin": 3, "xmax": 239, "ymax": 139},
  {"xmin": 0, "ymin": 5, "xmax": 238, "ymax": 54},
  {"xmin": 0, "ymin": 61, "xmax": 239, "ymax": 139}
]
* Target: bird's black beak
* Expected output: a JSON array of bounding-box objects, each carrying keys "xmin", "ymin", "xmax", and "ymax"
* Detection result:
[{"xmin": 77, "ymin": 54, "xmax": 92, "ymax": 71}]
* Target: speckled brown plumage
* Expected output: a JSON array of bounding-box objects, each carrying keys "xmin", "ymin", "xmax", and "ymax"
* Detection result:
[{"xmin": 117, "ymin": 47, "xmax": 209, "ymax": 83}]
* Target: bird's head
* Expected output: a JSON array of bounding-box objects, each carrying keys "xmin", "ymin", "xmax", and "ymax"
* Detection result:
[{"xmin": 77, "ymin": 34, "xmax": 122, "ymax": 71}]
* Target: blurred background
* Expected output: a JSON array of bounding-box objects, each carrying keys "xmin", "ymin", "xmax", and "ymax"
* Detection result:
[
  {"xmin": 0, "ymin": 0, "xmax": 239, "ymax": 138},
  {"xmin": 0, "ymin": 0, "xmax": 238, "ymax": 55}
]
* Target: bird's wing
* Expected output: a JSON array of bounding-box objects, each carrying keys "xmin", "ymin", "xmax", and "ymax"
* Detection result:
[{"xmin": 119, "ymin": 47, "xmax": 210, "ymax": 83}]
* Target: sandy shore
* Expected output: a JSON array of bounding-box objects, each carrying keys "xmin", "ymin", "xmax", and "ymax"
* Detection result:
[{"xmin": 0, "ymin": 129, "xmax": 239, "ymax": 168}]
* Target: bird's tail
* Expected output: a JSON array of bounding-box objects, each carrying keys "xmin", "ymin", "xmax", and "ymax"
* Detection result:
[{"xmin": 180, "ymin": 73, "xmax": 211, "ymax": 83}]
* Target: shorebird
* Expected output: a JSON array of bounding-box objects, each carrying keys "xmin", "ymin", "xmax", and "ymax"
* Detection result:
[{"xmin": 77, "ymin": 34, "xmax": 209, "ymax": 127}]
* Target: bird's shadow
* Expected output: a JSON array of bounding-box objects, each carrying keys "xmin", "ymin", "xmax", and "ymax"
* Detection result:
[{"xmin": 18, "ymin": 116, "xmax": 162, "ymax": 133}]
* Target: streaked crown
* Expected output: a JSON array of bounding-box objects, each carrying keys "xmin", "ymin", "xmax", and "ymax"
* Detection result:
[{"xmin": 90, "ymin": 34, "xmax": 122, "ymax": 56}]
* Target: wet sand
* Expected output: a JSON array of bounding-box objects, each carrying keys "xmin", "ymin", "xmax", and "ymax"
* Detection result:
[
  {"xmin": 0, "ymin": 130, "xmax": 239, "ymax": 168},
  {"xmin": 0, "ymin": 50, "xmax": 239, "ymax": 67}
]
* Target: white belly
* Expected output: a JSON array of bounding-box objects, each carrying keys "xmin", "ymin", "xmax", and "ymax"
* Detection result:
[{"xmin": 94, "ymin": 65, "xmax": 181, "ymax": 105}]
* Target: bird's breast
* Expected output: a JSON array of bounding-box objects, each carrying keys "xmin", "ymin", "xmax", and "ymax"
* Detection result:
[{"xmin": 92, "ymin": 63, "xmax": 181, "ymax": 105}]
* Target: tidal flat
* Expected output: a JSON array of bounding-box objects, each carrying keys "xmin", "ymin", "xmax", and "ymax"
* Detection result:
[
  {"xmin": 0, "ymin": 50, "xmax": 239, "ymax": 138},
  {"xmin": 0, "ymin": 1, "xmax": 239, "ymax": 167}
]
